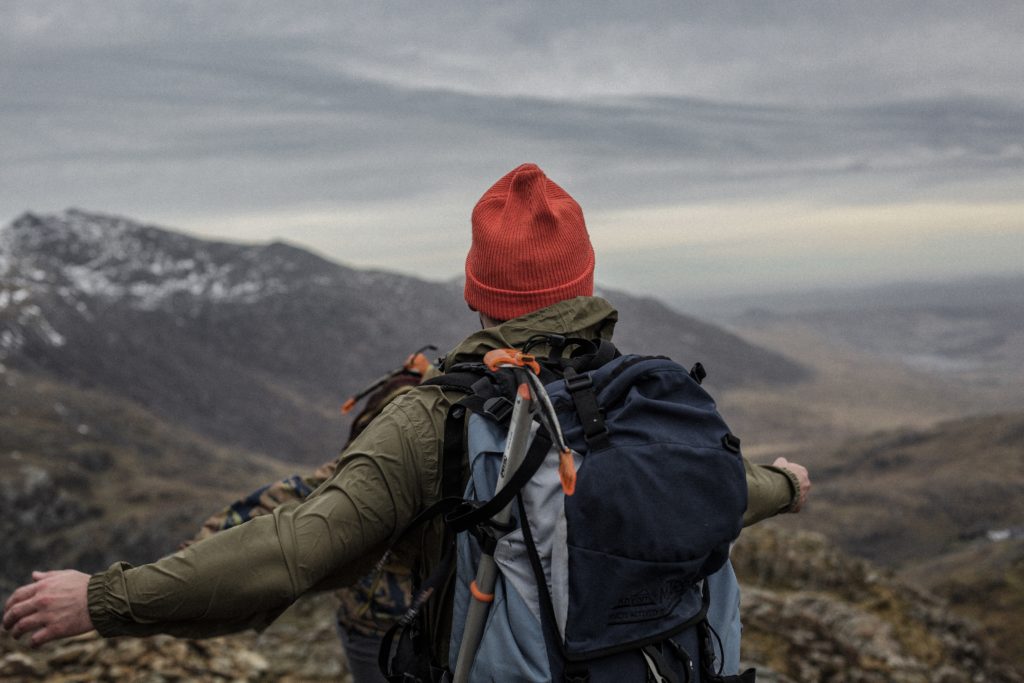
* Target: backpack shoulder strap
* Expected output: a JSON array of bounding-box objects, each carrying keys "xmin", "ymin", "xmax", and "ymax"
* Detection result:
[
  {"xmin": 422, "ymin": 365, "xmax": 493, "ymax": 500},
  {"xmin": 565, "ymin": 338, "xmax": 620, "ymax": 373},
  {"xmin": 420, "ymin": 368, "xmax": 482, "ymax": 393}
]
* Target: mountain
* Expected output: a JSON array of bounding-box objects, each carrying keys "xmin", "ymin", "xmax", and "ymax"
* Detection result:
[
  {"xmin": 742, "ymin": 301, "xmax": 1024, "ymax": 386},
  {"xmin": 1, "ymin": 209, "xmax": 807, "ymax": 464},
  {"xmin": 0, "ymin": 209, "xmax": 476, "ymax": 464}
]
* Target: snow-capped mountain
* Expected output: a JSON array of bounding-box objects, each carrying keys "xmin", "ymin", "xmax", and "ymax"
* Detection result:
[
  {"xmin": 1, "ymin": 209, "xmax": 475, "ymax": 460},
  {"xmin": 2, "ymin": 209, "xmax": 299, "ymax": 310},
  {"xmin": 1, "ymin": 209, "xmax": 805, "ymax": 462},
  {"xmin": 1, "ymin": 209, "xmax": 445, "ymax": 357}
]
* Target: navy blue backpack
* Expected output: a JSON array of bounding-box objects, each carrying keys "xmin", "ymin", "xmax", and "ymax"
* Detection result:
[{"xmin": 382, "ymin": 337, "xmax": 756, "ymax": 683}]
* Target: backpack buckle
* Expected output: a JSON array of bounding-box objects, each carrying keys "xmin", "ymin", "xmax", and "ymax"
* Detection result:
[
  {"xmin": 565, "ymin": 372, "xmax": 593, "ymax": 393},
  {"xmin": 482, "ymin": 396, "xmax": 514, "ymax": 422}
]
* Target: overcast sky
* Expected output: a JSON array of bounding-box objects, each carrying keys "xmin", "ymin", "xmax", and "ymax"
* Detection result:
[{"xmin": 2, "ymin": 1, "xmax": 1023, "ymax": 300}]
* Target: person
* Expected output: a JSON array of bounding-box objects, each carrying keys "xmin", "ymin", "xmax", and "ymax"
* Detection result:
[
  {"xmin": 3, "ymin": 163, "xmax": 810, "ymax": 676},
  {"xmin": 182, "ymin": 348, "xmax": 437, "ymax": 683}
]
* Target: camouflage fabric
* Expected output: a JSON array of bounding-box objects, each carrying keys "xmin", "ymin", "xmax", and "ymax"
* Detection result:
[
  {"xmin": 334, "ymin": 559, "xmax": 415, "ymax": 637},
  {"xmin": 191, "ymin": 474, "xmax": 317, "ymax": 542},
  {"xmin": 186, "ymin": 369, "xmax": 430, "ymax": 637}
]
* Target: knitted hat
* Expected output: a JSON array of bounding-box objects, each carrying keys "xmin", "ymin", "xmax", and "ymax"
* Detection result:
[{"xmin": 465, "ymin": 163, "xmax": 595, "ymax": 321}]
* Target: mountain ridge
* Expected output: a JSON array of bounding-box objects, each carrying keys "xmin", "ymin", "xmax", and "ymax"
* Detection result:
[{"xmin": 1, "ymin": 209, "xmax": 807, "ymax": 463}]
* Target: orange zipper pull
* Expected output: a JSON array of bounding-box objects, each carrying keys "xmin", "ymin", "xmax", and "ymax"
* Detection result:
[{"xmin": 558, "ymin": 448, "xmax": 577, "ymax": 496}]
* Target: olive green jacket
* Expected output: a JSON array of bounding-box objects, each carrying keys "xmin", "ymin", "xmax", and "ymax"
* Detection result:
[{"xmin": 87, "ymin": 297, "xmax": 798, "ymax": 658}]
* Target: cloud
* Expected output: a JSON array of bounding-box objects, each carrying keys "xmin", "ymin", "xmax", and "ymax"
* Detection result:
[
  {"xmin": 5, "ymin": 1, "xmax": 1024, "ymax": 106},
  {"xmin": 2, "ymin": 1, "xmax": 1022, "ymax": 297},
  {"xmin": 593, "ymin": 200, "xmax": 1024, "ymax": 297}
]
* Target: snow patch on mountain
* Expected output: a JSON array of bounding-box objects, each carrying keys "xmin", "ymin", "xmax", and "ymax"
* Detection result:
[
  {"xmin": 0, "ymin": 291, "xmax": 66, "ymax": 356},
  {"xmin": 1, "ymin": 210, "xmax": 299, "ymax": 311}
]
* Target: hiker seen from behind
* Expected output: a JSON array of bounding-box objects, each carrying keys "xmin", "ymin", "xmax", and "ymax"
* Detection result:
[{"xmin": 4, "ymin": 163, "xmax": 811, "ymax": 683}]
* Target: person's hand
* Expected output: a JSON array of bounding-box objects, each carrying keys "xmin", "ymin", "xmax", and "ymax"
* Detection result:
[
  {"xmin": 2, "ymin": 570, "xmax": 94, "ymax": 647},
  {"xmin": 772, "ymin": 457, "xmax": 811, "ymax": 512}
]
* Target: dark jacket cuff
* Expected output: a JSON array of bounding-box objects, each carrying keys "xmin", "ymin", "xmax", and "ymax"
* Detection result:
[
  {"xmin": 763, "ymin": 465, "xmax": 801, "ymax": 513},
  {"xmin": 87, "ymin": 562, "xmax": 134, "ymax": 637}
]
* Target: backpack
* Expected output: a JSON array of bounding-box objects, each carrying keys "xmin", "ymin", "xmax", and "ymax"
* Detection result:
[{"xmin": 382, "ymin": 336, "xmax": 755, "ymax": 683}]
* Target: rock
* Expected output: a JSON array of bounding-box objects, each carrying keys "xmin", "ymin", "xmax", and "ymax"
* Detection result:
[
  {"xmin": 734, "ymin": 526, "xmax": 1022, "ymax": 683},
  {"xmin": 0, "ymin": 651, "xmax": 46, "ymax": 677}
]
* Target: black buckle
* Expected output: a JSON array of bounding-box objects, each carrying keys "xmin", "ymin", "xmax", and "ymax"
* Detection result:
[
  {"xmin": 565, "ymin": 372, "xmax": 593, "ymax": 393},
  {"xmin": 482, "ymin": 396, "xmax": 514, "ymax": 422},
  {"xmin": 721, "ymin": 433, "xmax": 742, "ymax": 453},
  {"xmin": 689, "ymin": 362, "xmax": 707, "ymax": 385}
]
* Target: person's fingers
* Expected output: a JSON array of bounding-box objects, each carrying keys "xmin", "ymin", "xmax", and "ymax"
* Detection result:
[
  {"xmin": 3, "ymin": 588, "xmax": 38, "ymax": 629},
  {"xmin": 8, "ymin": 607, "xmax": 45, "ymax": 640},
  {"xmin": 4, "ymin": 581, "xmax": 39, "ymax": 615},
  {"xmin": 31, "ymin": 571, "xmax": 56, "ymax": 581},
  {"xmin": 30, "ymin": 623, "xmax": 64, "ymax": 648}
]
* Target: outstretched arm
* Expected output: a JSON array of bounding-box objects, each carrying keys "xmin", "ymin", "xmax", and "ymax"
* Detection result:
[
  {"xmin": 3, "ymin": 460, "xmax": 397, "ymax": 646},
  {"xmin": 2, "ymin": 394, "xmax": 438, "ymax": 647}
]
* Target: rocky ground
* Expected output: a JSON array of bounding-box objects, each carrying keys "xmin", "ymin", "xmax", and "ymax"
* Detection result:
[
  {"xmin": 3, "ymin": 525, "xmax": 1021, "ymax": 682},
  {"xmin": 734, "ymin": 525, "xmax": 1022, "ymax": 683},
  {"xmin": 0, "ymin": 597, "xmax": 349, "ymax": 683}
]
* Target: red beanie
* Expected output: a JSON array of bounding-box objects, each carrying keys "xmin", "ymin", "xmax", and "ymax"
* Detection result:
[{"xmin": 464, "ymin": 163, "xmax": 595, "ymax": 321}]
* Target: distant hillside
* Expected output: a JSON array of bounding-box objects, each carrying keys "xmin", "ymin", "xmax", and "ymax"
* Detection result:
[
  {"xmin": 715, "ymin": 275, "xmax": 1024, "ymax": 395},
  {"xmin": 773, "ymin": 411, "xmax": 1024, "ymax": 672},
  {"xmin": 1, "ymin": 209, "xmax": 806, "ymax": 463},
  {"xmin": 747, "ymin": 302, "xmax": 1023, "ymax": 384},
  {"xmin": 902, "ymin": 534, "xmax": 1024, "ymax": 668},
  {"xmin": 606, "ymin": 290, "xmax": 810, "ymax": 387},
  {"xmin": 682, "ymin": 274, "xmax": 1024, "ymax": 318},
  {"xmin": 796, "ymin": 411, "xmax": 1024, "ymax": 566},
  {"xmin": 0, "ymin": 368, "xmax": 292, "ymax": 593}
]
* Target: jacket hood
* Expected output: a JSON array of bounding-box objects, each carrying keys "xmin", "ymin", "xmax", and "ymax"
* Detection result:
[{"xmin": 441, "ymin": 296, "xmax": 618, "ymax": 369}]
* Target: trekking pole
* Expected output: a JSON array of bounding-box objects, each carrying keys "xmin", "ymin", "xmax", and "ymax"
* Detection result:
[
  {"xmin": 524, "ymin": 369, "xmax": 577, "ymax": 496},
  {"xmin": 452, "ymin": 349, "xmax": 540, "ymax": 683}
]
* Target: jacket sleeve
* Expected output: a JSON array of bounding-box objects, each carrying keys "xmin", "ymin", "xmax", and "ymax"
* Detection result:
[
  {"xmin": 87, "ymin": 392, "xmax": 444, "ymax": 638},
  {"xmin": 742, "ymin": 458, "xmax": 798, "ymax": 527}
]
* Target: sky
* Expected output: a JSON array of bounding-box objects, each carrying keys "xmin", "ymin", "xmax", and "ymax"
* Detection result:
[{"xmin": 2, "ymin": 1, "xmax": 1023, "ymax": 301}]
